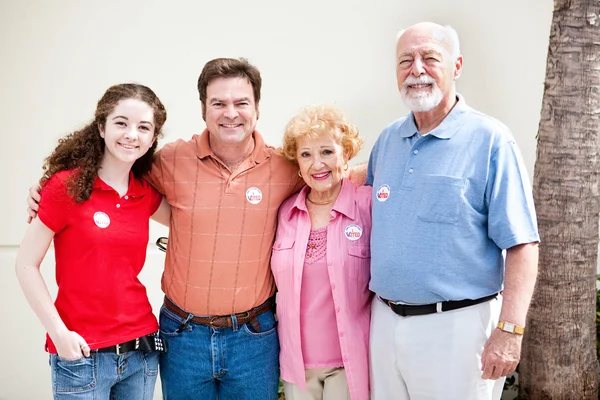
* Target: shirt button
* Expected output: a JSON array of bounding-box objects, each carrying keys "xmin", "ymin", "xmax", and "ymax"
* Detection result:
[
  {"xmin": 331, "ymin": 284, "xmax": 336, "ymax": 290},
  {"xmin": 343, "ymin": 357, "xmax": 348, "ymax": 362},
  {"xmin": 116, "ymin": 204, "xmax": 121, "ymax": 208},
  {"xmin": 124, "ymin": 196, "xmax": 129, "ymax": 200},
  {"xmin": 328, "ymin": 261, "xmax": 332, "ymax": 266},
  {"xmin": 409, "ymin": 168, "xmax": 414, "ymax": 174},
  {"xmin": 339, "ymin": 332, "xmax": 344, "ymax": 337},
  {"xmin": 335, "ymin": 307, "xmax": 340, "ymax": 313},
  {"xmin": 413, "ymin": 150, "xmax": 419, "ymax": 155}
]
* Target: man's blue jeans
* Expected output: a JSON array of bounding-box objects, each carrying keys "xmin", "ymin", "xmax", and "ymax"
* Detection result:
[
  {"xmin": 159, "ymin": 303, "xmax": 280, "ymax": 400},
  {"xmin": 49, "ymin": 350, "xmax": 159, "ymax": 399}
]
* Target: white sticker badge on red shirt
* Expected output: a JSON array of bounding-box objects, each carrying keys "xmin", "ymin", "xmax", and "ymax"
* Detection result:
[
  {"xmin": 93, "ymin": 211, "xmax": 110, "ymax": 229},
  {"xmin": 376, "ymin": 184, "xmax": 390, "ymax": 202},
  {"xmin": 345, "ymin": 224, "xmax": 363, "ymax": 241},
  {"xmin": 246, "ymin": 187, "xmax": 263, "ymax": 204}
]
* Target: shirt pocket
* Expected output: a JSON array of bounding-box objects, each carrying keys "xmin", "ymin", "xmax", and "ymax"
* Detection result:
[
  {"xmin": 347, "ymin": 244, "xmax": 371, "ymax": 282},
  {"xmin": 271, "ymin": 237, "xmax": 295, "ymax": 273},
  {"xmin": 417, "ymin": 175, "xmax": 466, "ymax": 224}
]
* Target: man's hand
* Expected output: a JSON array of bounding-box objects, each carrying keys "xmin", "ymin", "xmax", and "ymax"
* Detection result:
[
  {"xmin": 481, "ymin": 328, "xmax": 522, "ymax": 380},
  {"xmin": 347, "ymin": 162, "xmax": 367, "ymax": 186},
  {"xmin": 27, "ymin": 184, "xmax": 42, "ymax": 224},
  {"xmin": 53, "ymin": 329, "xmax": 90, "ymax": 360}
]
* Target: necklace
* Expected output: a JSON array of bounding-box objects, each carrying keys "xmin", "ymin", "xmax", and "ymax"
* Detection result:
[{"xmin": 306, "ymin": 196, "xmax": 335, "ymax": 206}]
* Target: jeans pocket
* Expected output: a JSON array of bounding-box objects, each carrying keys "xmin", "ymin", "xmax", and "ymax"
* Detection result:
[
  {"xmin": 141, "ymin": 351, "xmax": 159, "ymax": 376},
  {"xmin": 242, "ymin": 309, "xmax": 278, "ymax": 337},
  {"xmin": 51, "ymin": 353, "xmax": 96, "ymax": 393},
  {"xmin": 159, "ymin": 306, "xmax": 188, "ymax": 337}
]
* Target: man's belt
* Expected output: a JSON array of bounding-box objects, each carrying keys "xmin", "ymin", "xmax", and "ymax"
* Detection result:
[
  {"xmin": 96, "ymin": 333, "xmax": 166, "ymax": 355},
  {"xmin": 163, "ymin": 296, "xmax": 274, "ymax": 332},
  {"xmin": 380, "ymin": 293, "xmax": 498, "ymax": 317}
]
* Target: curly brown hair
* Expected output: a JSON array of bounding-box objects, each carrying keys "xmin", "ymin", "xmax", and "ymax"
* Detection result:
[
  {"xmin": 197, "ymin": 58, "xmax": 262, "ymax": 119},
  {"xmin": 40, "ymin": 83, "xmax": 167, "ymax": 203}
]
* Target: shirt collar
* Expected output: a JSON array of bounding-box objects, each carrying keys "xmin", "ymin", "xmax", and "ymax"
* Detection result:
[
  {"xmin": 285, "ymin": 178, "xmax": 357, "ymax": 221},
  {"xmin": 92, "ymin": 170, "xmax": 146, "ymax": 197},
  {"xmin": 196, "ymin": 129, "xmax": 271, "ymax": 164},
  {"xmin": 400, "ymin": 93, "xmax": 471, "ymax": 139}
]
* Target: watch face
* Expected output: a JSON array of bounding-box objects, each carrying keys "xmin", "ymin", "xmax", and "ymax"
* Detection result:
[{"xmin": 503, "ymin": 322, "xmax": 516, "ymax": 333}]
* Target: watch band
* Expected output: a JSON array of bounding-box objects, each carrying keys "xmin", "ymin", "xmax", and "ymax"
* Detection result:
[{"xmin": 497, "ymin": 321, "xmax": 525, "ymax": 335}]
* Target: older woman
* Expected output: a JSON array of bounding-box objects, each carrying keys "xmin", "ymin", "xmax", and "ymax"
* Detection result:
[{"xmin": 272, "ymin": 105, "xmax": 372, "ymax": 400}]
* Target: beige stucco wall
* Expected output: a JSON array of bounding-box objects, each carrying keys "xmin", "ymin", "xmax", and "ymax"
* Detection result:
[{"xmin": 0, "ymin": 0, "xmax": 553, "ymax": 398}]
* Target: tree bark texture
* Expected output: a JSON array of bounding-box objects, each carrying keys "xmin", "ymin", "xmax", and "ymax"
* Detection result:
[{"xmin": 520, "ymin": 0, "xmax": 600, "ymax": 398}]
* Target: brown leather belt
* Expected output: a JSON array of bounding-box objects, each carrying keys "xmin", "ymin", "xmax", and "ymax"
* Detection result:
[{"xmin": 163, "ymin": 296, "xmax": 274, "ymax": 331}]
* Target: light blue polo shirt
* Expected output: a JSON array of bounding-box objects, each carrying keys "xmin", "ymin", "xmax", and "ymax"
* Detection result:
[{"xmin": 367, "ymin": 95, "xmax": 539, "ymax": 304}]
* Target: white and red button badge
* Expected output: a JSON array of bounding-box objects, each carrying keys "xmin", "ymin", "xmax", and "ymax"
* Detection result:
[
  {"xmin": 376, "ymin": 184, "xmax": 390, "ymax": 202},
  {"xmin": 345, "ymin": 225, "xmax": 363, "ymax": 241},
  {"xmin": 93, "ymin": 211, "xmax": 110, "ymax": 228},
  {"xmin": 246, "ymin": 187, "xmax": 263, "ymax": 204}
]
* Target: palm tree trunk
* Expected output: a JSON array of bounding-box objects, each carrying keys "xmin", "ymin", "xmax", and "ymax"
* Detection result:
[{"xmin": 519, "ymin": 0, "xmax": 600, "ymax": 398}]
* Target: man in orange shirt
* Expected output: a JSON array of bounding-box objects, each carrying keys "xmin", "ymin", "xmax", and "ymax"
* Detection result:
[{"xmin": 147, "ymin": 58, "xmax": 303, "ymax": 399}]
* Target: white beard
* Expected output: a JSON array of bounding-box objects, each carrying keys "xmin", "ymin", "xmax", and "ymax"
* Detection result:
[{"xmin": 400, "ymin": 76, "xmax": 444, "ymax": 113}]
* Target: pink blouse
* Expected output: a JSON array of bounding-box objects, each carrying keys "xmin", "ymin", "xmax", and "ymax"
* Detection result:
[{"xmin": 272, "ymin": 179, "xmax": 373, "ymax": 400}]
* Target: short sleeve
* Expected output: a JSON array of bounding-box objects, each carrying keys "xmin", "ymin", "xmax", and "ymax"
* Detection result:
[
  {"xmin": 486, "ymin": 140, "xmax": 540, "ymax": 249},
  {"xmin": 144, "ymin": 149, "xmax": 167, "ymax": 195},
  {"xmin": 147, "ymin": 183, "xmax": 163, "ymax": 215},
  {"xmin": 37, "ymin": 173, "xmax": 73, "ymax": 233}
]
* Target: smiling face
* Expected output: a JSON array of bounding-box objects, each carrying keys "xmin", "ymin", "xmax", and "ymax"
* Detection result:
[
  {"xmin": 396, "ymin": 24, "xmax": 462, "ymax": 113},
  {"xmin": 99, "ymin": 98, "xmax": 156, "ymax": 168},
  {"xmin": 203, "ymin": 77, "xmax": 258, "ymax": 148},
  {"xmin": 296, "ymin": 132, "xmax": 347, "ymax": 199}
]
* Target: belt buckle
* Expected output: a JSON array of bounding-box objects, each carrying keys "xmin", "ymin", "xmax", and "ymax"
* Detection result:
[
  {"xmin": 115, "ymin": 343, "xmax": 121, "ymax": 355},
  {"xmin": 238, "ymin": 311, "xmax": 250, "ymax": 322},
  {"xmin": 209, "ymin": 315, "xmax": 230, "ymax": 327},
  {"xmin": 385, "ymin": 299, "xmax": 407, "ymax": 317}
]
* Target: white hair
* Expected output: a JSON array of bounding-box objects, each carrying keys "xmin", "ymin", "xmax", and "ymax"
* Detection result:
[{"xmin": 396, "ymin": 24, "xmax": 461, "ymax": 60}]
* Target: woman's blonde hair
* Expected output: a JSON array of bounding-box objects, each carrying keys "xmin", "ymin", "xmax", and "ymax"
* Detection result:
[{"xmin": 281, "ymin": 104, "xmax": 363, "ymax": 164}]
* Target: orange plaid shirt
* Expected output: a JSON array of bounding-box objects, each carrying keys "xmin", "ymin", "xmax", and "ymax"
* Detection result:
[{"xmin": 147, "ymin": 130, "xmax": 303, "ymax": 315}]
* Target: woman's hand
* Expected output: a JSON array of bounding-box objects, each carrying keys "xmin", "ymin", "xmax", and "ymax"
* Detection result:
[{"xmin": 54, "ymin": 329, "xmax": 90, "ymax": 360}]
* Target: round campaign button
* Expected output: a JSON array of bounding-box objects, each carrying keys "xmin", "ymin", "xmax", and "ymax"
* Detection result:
[
  {"xmin": 345, "ymin": 224, "xmax": 363, "ymax": 241},
  {"xmin": 93, "ymin": 211, "xmax": 110, "ymax": 228},
  {"xmin": 376, "ymin": 184, "xmax": 390, "ymax": 202},
  {"xmin": 246, "ymin": 187, "xmax": 263, "ymax": 204}
]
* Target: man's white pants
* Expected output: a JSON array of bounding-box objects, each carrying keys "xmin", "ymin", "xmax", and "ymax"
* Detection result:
[{"xmin": 369, "ymin": 296, "xmax": 505, "ymax": 400}]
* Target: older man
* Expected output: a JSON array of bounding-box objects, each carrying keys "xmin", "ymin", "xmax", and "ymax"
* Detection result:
[{"xmin": 367, "ymin": 23, "xmax": 539, "ymax": 399}]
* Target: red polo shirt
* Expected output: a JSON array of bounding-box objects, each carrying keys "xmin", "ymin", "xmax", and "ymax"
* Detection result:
[{"xmin": 38, "ymin": 169, "xmax": 161, "ymax": 353}]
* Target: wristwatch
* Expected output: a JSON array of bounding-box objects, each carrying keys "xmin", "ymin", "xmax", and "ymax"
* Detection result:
[{"xmin": 497, "ymin": 321, "xmax": 525, "ymax": 335}]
